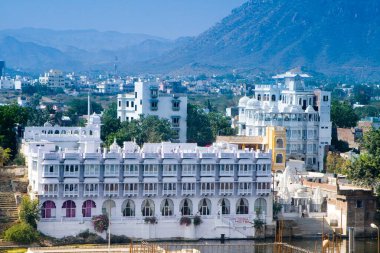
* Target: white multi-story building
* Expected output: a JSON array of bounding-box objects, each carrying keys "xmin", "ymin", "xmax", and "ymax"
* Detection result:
[
  {"xmin": 0, "ymin": 76, "xmax": 15, "ymax": 90},
  {"xmin": 117, "ymin": 81, "xmax": 187, "ymax": 142},
  {"xmin": 237, "ymin": 70, "xmax": 332, "ymax": 171},
  {"xmin": 39, "ymin": 69, "xmax": 70, "ymax": 88},
  {"xmin": 23, "ymin": 116, "xmax": 273, "ymax": 239}
]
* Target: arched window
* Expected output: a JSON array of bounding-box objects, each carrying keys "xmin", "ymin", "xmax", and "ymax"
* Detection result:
[
  {"xmin": 82, "ymin": 200, "xmax": 96, "ymax": 217},
  {"xmin": 41, "ymin": 200, "xmax": 56, "ymax": 218},
  {"xmin": 180, "ymin": 199, "xmax": 192, "ymax": 216},
  {"xmin": 236, "ymin": 198, "xmax": 249, "ymax": 214},
  {"xmin": 61, "ymin": 130, "xmax": 66, "ymax": 135},
  {"xmin": 257, "ymin": 94, "xmax": 261, "ymax": 101},
  {"xmin": 218, "ymin": 198, "xmax": 230, "ymax": 215},
  {"xmin": 62, "ymin": 200, "xmax": 76, "ymax": 218},
  {"xmin": 48, "ymin": 130, "xmax": 53, "ymax": 134},
  {"xmin": 89, "ymin": 130, "xmax": 93, "ymax": 136},
  {"xmin": 161, "ymin": 199, "xmax": 174, "ymax": 216},
  {"xmin": 254, "ymin": 198, "xmax": 267, "ymax": 215},
  {"xmin": 141, "ymin": 199, "xmax": 155, "ymax": 217},
  {"xmin": 122, "ymin": 199, "xmax": 135, "ymax": 217},
  {"xmin": 198, "ymin": 198, "xmax": 211, "ymax": 216},
  {"xmin": 74, "ymin": 130, "xmax": 79, "ymax": 135},
  {"xmin": 271, "ymin": 95, "xmax": 276, "ymax": 101},
  {"xmin": 276, "ymin": 154, "xmax": 283, "ymax": 164},
  {"xmin": 102, "ymin": 199, "xmax": 116, "ymax": 217},
  {"xmin": 54, "ymin": 130, "xmax": 59, "ymax": 134},
  {"xmin": 276, "ymin": 138, "xmax": 284, "ymax": 148}
]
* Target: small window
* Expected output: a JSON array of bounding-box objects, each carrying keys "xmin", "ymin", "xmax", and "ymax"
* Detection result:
[
  {"xmin": 131, "ymin": 101, "xmax": 134, "ymax": 107},
  {"xmin": 126, "ymin": 101, "xmax": 129, "ymax": 107},
  {"xmin": 135, "ymin": 92, "xmax": 137, "ymax": 98},
  {"xmin": 323, "ymin": 95, "xmax": 329, "ymax": 102},
  {"xmin": 356, "ymin": 200, "xmax": 363, "ymax": 208},
  {"xmin": 118, "ymin": 101, "xmax": 121, "ymax": 107}
]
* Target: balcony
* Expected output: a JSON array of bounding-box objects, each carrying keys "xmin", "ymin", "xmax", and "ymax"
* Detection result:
[
  {"xmin": 256, "ymin": 189, "xmax": 271, "ymax": 195},
  {"xmin": 104, "ymin": 191, "xmax": 119, "ymax": 197},
  {"xmin": 83, "ymin": 191, "xmax": 99, "ymax": 197},
  {"xmin": 124, "ymin": 190, "xmax": 138, "ymax": 196},
  {"xmin": 43, "ymin": 171, "xmax": 59, "ymax": 177},
  {"xmin": 40, "ymin": 191, "xmax": 58, "ymax": 197},
  {"xmin": 143, "ymin": 190, "xmax": 157, "ymax": 196},
  {"xmin": 201, "ymin": 171, "xmax": 215, "ymax": 177},
  {"xmin": 63, "ymin": 191, "xmax": 78, "ymax": 197},
  {"xmin": 238, "ymin": 189, "xmax": 251, "ymax": 196},
  {"xmin": 162, "ymin": 189, "xmax": 177, "ymax": 196},
  {"xmin": 200, "ymin": 190, "xmax": 215, "ymax": 196},
  {"xmin": 219, "ymin": 189, "xmax": 233, "ymax": 196},
  {"xmin": 219, "ymin": 153, "xmax": 235, "ymax": 159},
  {"xmin": 181, "ymin": 189, "xmax": 195, "ymax": 196},
  {"xmin": 43, "ymin": 153, "xmax": 60, "ymax": 160},
  {"xmin": 220, "ymin": 171, "xmax": 234, "ymax": 177},
  {"xmin": 181, "ymin": 153, "xmax": 197, "ymax": 159},
  {"xmin": 124, "ymin": 170, "xmax": 138, "ymax": 177}
]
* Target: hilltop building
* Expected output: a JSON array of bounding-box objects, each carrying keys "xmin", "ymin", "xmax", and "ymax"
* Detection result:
[
  {"xmin": 117, "ymin": 81, "xmax": 187, "ymax": 142},
  {"xmin": 236, "ymin": 70, "xmax": 332, "ymax": 171}
]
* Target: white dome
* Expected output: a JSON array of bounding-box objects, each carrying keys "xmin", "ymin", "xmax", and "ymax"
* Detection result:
[
  {"xmin": 246, "ymin": 98, "xmax": 260, "ymax": 109},
  {"xmin": 238, "ymin": 96, "xmax": 250, "ymax": 107},
  {"xmin": 43, "ymin": 122, "xmax": 52, "ymax": 127},
  {"xmin": 109, "ymin": 138, "xmax": 120, "ymax": 152},
  {"xmin": 290, "ymin": 105, "xmax": 302, "ymax": 113}
]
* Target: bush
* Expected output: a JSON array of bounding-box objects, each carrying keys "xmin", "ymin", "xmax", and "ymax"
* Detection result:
[
  {"xmin": 179, "ymin": 216, "xmax": 191, "ymax": 226},
  {"xmin": 4, "ymin": 222, "xmax": 39, "ymax": 244},
  {"xmin": 13, "ymin": 153, "xmax": 25, "ymax": 166},
  {"xmin": 193, "ymin": 216, "xmax": 202, "ymax": 226},
  {"xmin": 110, "ymin": 234, "xmax": 131, "ymax": 244},
  {"xmin": 92, "ymin": 214, "xmax": 109, "ymax": 233},
  {"xmin": 19, "ymin": 196, "xmax": 40, "ymax": 229}
]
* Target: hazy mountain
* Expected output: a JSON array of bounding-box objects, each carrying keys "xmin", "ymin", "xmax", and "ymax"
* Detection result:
[{"xmin": 139, "ymin": 0, "xmax": 380, "ymax": 80}]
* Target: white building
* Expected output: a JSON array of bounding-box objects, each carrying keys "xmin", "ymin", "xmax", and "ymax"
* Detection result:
[
  {"xmin": 39, "ymin": 70, "xmax": 70, "ymax": 88},
  {"xmin": 117, "ymin": 81, "xmax": 187, "ymax": 143},
  {"xmin": 0, "ymin": 76, "xmax": 15, "ymax": 90},
  {"xmin": 23, "ymin": 116, "xmax": 273, "ymax": 239},
  {"xmin": 237, "ymin": 70, "xmax": 332, "ymax": 171}
]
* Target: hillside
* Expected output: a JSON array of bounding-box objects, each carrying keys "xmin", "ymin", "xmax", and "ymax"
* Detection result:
[{"xmin": 140, "ymin": 0, "xmax": 380, "ymax": 80}]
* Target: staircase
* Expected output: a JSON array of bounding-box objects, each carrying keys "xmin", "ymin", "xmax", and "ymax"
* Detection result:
[
  {"xmin": 291, "ymin": 217, "xmax": 333, "ymax": 238},
  {"xmin": 0, "ymin": 192, "xmax": 18, "ymax": 223}
]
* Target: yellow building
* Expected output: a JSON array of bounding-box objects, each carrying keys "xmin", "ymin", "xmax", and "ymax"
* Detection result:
[{"xmin": 216, "ymin": 126, "xmax": 286, "ymax": 172}]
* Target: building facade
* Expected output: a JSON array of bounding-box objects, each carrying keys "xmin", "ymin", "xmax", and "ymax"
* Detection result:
[
  {"xmin": 39, "ymin": 69, "xmax": 70, "ymax": 88},
  {"xmin": 117, "ymin": 81, "xmax": 187, "ymax": 143},
  {"xmin": 237, "ymin": 71, "xmax": 332, "ymax": 171},
  {"xmin": 23, "ymin": 119, "xmax": 273, "ymax": 239}
]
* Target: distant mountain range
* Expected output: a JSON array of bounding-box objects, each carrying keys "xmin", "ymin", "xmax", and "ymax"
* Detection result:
[{"xmin": 1, "ymin": 0, "xmax": 380, "ymax": 80}]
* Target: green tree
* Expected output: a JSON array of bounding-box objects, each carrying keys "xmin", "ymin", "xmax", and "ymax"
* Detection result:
[
  {"xmin": 19, "ymin": 196, "xmax": 40, "ymax": 229},
  {"xmin": 354, "ymin": 106, "xmax": 379, "ymax": 119},
  {"xmin": 0, "ymin": 147, "xmax": 11, "ymax": 166},
  {"xmin": 101, "ymin": 102, "xmax": 121, "ymax": 141},
  {"xmin": 187, "ymin": 104, "xmax": 213, "ymax": 146},
  {"xmin": 331, "ymin": 100, "xmax": 359, "ymax": 128},
  {"xmin": 326, "ymin": 152, "xmax": 346, "ymax": 174},
  {"xmin": 67, "ymin": 99, "xmax": 103, "ymax": 117},
  {"xmin": 4, "ymin": 222, "xmax": 39, "ymax": 244},
  {"xmin": 208, "ymin": 112, "xmax": 235, "ymax": 138}
]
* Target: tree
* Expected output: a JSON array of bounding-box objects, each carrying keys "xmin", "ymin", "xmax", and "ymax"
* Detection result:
[
  {"xmin": 67, "ymin": 99, "xmax": 103, "ymax": 118},
  {"xmin": 4, "ymin": 222, "xmax": 39, "ymax": 244},
  {"xmin": 0, "ymin": 147, "xmax": 11, "ymax": 166},
  {"xmin": 354, "ymin": 106, "xmax": 380, "ymax": 119},
  {"xmin": 208, "ymin": 112, "xmax": 235, "ymax": 138},
  {"xmin": 351, "ymin": 84, "xmax": 372, "ymax": 105},
  {"xmin": 361, "ymin": 128, "xmax": 380, "ymax": 156},
  {"xmin": 331, "ymin": 100, "xmax": 359, "ymax": 128},
  {"xmin": 326, "ymin": 152, "xmax": 346, "ymax": 174},
  {"xmin": 101, "ymin": 102, "xmax": 121, "ymax": 141},
  {"xmin": 187, "ymin": 104, "xmax": 213, "ymax": 146},
  {"xmin": 19, "ymin": 196, "xmax": 40, "ymax": 229}
]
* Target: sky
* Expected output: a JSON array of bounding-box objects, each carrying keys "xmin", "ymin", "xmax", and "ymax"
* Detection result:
[{"xmin": 0, "ymin": 0, "xmax": 247, "ymax": 39}]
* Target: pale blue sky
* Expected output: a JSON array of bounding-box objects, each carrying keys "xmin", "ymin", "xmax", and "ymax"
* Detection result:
[{"xmin": 0, "ymin": 0, "xmax": 247, "ymax": 39}]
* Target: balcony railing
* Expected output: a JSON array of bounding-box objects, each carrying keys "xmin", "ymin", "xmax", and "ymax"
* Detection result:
[
  {"xmin": 64, "ymin": 191, "xmax": 79, "ymax": 197},
  {"xmin": 83, "ymin": 191, "xmax": 99, "ymax": 197},
  {"xmin": 181, "ymin": 189, "xmax": 195, "ymax": 196},
  {"xmin": 104, "ymin": 191, "xmax": 119, "ymax": 197},
  {"xmin": 124, "ymin": 190, "xmax": 138, "ymax": 196}
]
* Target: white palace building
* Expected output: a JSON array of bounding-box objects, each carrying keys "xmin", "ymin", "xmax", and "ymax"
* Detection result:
[
  {"xmin": 22, "ymin": 114, "xmax": 273, "ymax": 239},
  {"xmin": 237, "ymin": 70, "xmax": 332, "ymax": 171}
]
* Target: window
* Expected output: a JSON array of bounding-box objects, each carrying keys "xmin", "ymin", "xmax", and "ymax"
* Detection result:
[
  {"xmin": 163, "ymin": 183, "xmax": 177, "ymax": 195},
  {"xmin": 124, "ymin": 183, "xmax": 138, "ymax": 196},
  {"xmin": 238, "ymin": 164, "xmax": 251, "ymax": 176},
  {"xmin": 220, "ymin": 164, "xmax": 234, "ymax": 176},
  {"xmin": 84, "ymin": 165, "xmax": 100, "ymax": 176},
  {"xmin": 62, "ymin": 200, "xmax": 76, "ymax": 218},
  {"xmin": 43, "ymin": 165, "xmax": 59, "ymax": 177},
  {"xmin": 201, "ymin": 182, "xmax": 215, "ymax": 195},
  {"xmin": 219, "ymin": 198, "xmax": 230, "ymax": 215},
  {"xmin": 238, "ymin": 182, "xmax": 251, "ymax": 195},
  {"xmin": 182, "ymin": 164, "xmax": 196, "ymax": 176},
  {"xmin": 143, "ymin": 183, "xmax": 157, "ymax": 195},
  {"xmin": 201, "ymin": 164, "xmax": 215, "ymax": 176},
  {"xmin": 122, "ymin": 199, "xmax": 135, "ymax": 217},
  {"xmin": 271, "ymin": 95, "xmax": 276, "ymax": 101},
  {"xmin": 172, "ymin": 100, "xmax": 180, "ymax": 111},
  {"xmin": 254, "ymin": 198, "xmax": 267, "ymax": 215},
  {"xmin": 135, "ymin": 92, "xmax": 137, "ymax": 98},
  {"xmin": 236, "ymin": 198, "xmax": 249, "ymax": 214},
  {"xmin": 131, "ymin": 101, "xmax": 134, "ymax": 107},
  {"xmin": 105, "ymin": 164, "xmax": 119, "ymax": 177},
  {"xmin": 198, "ymin": 198, "xmax": 211, "ymax": 216},
  {"xmin": 64, "ymin": 164, "xmax": 79, "ymax": 176},
  {"xmin": 163, "ymin": 164, "xmax": 177, "ymax": 176},
  {"xmin": 180, "ymin": 199, "xmax": 192, "ymax": 216},
  {"xmin": 104, "ymin": 183, "xmax": 119, "ymax": 196},
  {"xmin": 124, "ymin": 164, "xmax": 138, "ymax": 176},
  {"xmin": 42, "ymin": 184, "xmax": 58, "ymax": 196},
  {"xmin": 276, "ymin": 154, "xmax": 283, "ymax": 164},
  {"xmin": 144, "ymin": 164, "xmax": 158, "ymax": 176},
  {"xmin": 82, "ymin": 200, "xmax": 96, "ymax": 218},
  {"xmin": 172, "ymin": 117, "xmax": 180, "ymax": 127},
  {"xmin": 118, "ymin": 101, "xmax": 121, "ymax": 107},
  {"xmin": 150, "ymin": 101, "xmax": 158, "ymax": 111},
  {"xmin": 356, "ymin": 200, "xmax": 363, "ymax": 208},
  {"xmin": 220, "ymin": 182, "xmax": 233, "ymax": 195},
  {"xmin": 141, "ymin": 199, "xmax": 155, "ymax": 217},
  {"xmin": 64, "ymin": 184, "xmax": 78, "ymax": 196},
  {"xmin": 182, "ymin": 182, "xmax": 195, "ymax": 195},
  {"xmin": 276, "ymin": 138, "xmax": 284, "ymax": 148},
  {"xmin": 323, "ymin": 95, "xmax": 329, "ymax": 102},
  {"xmin": 41, "ymin": 200, "xmax": 56, "ymax": 219},
  {"xmin": 84, "ymin": 183, "xmax": 98, "ymax": 196},
  {"xmin": 161, "ymin": 199, "xmax": 174, "ymax": 216}
]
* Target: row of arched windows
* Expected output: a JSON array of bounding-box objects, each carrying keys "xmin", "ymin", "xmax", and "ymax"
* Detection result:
[
  {"xmin": 39, "ymin": 129, "xmax": 96, "ymax": 136},
  {"xmin": 40, "ymin": 198, "xmax": 268, "ymax": 219}
]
